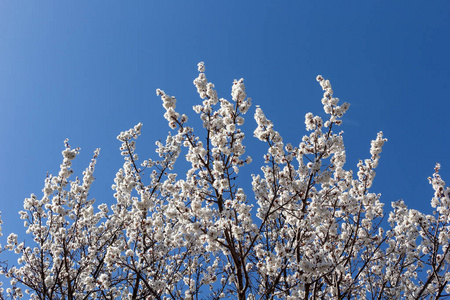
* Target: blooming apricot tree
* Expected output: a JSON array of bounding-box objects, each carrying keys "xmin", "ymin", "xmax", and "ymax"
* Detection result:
[{"xmin": 1, "ymin": 63, "xmax": 450, "ymax": 299}]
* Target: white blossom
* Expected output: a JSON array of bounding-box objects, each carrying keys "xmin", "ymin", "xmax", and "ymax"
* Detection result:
[{"xmin": 0, "ymin": 63, "xmax": 448, "ymax": 300}]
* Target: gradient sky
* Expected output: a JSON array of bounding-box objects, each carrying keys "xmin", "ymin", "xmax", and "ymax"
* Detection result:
[{"xmin": 1, "ymin": 1, "xmax": 450, "ymax": 253}]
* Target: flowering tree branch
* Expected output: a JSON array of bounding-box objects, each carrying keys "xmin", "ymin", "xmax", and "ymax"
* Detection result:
[{"xmin": 0, "ymin": 63, "xmax": 449, "ymax": 299}]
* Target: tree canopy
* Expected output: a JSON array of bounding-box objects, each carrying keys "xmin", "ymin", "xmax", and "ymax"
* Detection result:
[{"xmin": 1, "ymin": 63, "xmax": 449, "ymax": 299}]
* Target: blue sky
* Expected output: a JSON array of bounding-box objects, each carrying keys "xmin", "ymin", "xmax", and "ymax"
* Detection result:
[{"xmin": 0, "ymin": 1, "xmax": 449, "ymax": 246}]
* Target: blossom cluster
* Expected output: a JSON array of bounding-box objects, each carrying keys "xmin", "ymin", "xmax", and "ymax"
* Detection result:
[{"xmin": 0, "ymin": 63, "xmax": 449, "ymax": 299}]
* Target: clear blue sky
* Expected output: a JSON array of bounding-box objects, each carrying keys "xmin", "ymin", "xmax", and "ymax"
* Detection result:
[{"xmin": 1, "ymin": 1, "xmax": 449, "ymax": 245}]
